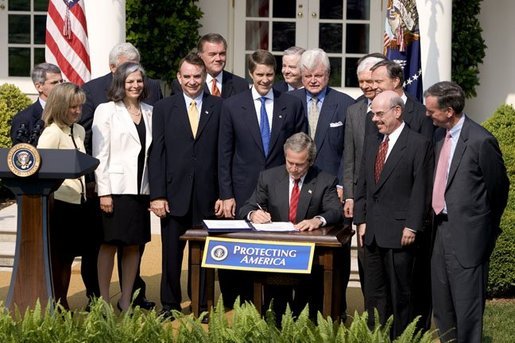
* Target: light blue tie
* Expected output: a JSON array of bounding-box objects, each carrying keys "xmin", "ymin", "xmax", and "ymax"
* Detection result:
[{"xmin": 259, "ymin": 96, "xmax": 271, "ymax": 157}]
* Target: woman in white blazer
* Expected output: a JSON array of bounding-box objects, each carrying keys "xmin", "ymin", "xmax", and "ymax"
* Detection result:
[
  {"xmin": 92, "ymin": 62, "xmax": 153, "ymax": 311},
  {"xmin": 37, "ymin": 82, "xmax": 90, "ymax": 310}
]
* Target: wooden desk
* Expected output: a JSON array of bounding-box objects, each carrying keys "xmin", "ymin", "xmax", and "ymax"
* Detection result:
[{"xmin": 181, "ymin": 225, "xmax": 353, "ymax": 319}]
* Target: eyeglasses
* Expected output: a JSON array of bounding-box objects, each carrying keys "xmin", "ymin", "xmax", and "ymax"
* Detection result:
[{"xmin": 372, "ymin": 105, "xmax": 399, "ymax": 118}]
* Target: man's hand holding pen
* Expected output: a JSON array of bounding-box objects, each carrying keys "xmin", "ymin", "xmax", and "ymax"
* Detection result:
[{"xmin": 250, "ymin": 203, "xmax": 272, "ymax": 224}]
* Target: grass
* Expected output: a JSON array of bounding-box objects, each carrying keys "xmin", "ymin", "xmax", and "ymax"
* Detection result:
[{"xmin": 483, "ymin": 299, "xmax": 515, "ymax": 343}]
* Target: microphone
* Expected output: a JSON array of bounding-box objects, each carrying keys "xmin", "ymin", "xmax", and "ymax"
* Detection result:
[
  {"xmin": 28, "ymin": 120, "xmax": 45, "ymax": 145},
  {"xmin": 15, "ymin": 123, "xmax": 28, "ymax": 143}
]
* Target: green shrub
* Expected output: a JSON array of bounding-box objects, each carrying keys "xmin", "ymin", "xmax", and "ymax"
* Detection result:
[
  {"xmin": 0, "ymin": 298, "xmax": 435, "ymax": 342},
  {"xmin": 126, "ymin": 0, "xmax": 203, "ymax": 89},
  {"xmin": 0, "ymin": 83, "xmax": 32, "ymax": 148},
  {"xmin": 452, "ymin": 0, "xmax": 487, "ymax": 98},
  {"xmin": 482, "ymin": 104, "xmax": 515, "ymax": 297}
]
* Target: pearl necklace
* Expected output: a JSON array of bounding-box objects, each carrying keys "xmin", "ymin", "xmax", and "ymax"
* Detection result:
[{"xmin": 125, "ymin": 103, "xmax": 141, "ymax": 116}]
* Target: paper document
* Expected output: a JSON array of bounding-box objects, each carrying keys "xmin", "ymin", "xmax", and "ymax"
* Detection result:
[
  {"xmin": 252, "ymin": 222, "xmax": 297, "ymax": 232},
  {"xmin": 203, "ymin": 220, "xmax": 251, "ymax": 229}
]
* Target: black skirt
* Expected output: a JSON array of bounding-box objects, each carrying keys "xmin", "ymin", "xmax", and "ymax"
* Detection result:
[
  {"xmin": 50, "ymin": 199, "xmax": 100, "ymax": 258},
  {"xmin": 101, "ymin": 194, "xmax": 150, "ymax": 246}
]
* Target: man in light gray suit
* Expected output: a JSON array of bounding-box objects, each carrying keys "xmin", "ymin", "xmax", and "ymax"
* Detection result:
[
  {"xmin": 425, "ymin": 81, "xmax": 509, "ymax": 343},
  {"xmin": 342, "ymin": 53, "xmax": 386, "ymax": 293},
  {"xmin": 342, "ymin": 53, "xmax": 386, "ymax": 218}
]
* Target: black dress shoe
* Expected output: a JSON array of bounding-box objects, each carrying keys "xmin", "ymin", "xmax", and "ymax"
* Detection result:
[
  {"xmin": 159, "ymin": 306, "xmax": 181, "ymax": 321},
  {"xmin": 159, "ymin": 309, "xmax": 175, "ymax": 321},
  {"xmin": 200, "ymin": 314, "xmax": 209, "ymax": 324},
  {"xmin": 133, "ymin": 298, "xmax": 156, "ymax": 310}
]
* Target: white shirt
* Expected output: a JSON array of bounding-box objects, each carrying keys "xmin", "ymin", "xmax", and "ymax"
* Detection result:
[
  {"xmin": 182, "ymin": 92, "xmax": 204, "ymax": 120},
  {"xmin": 38, "ymin": 97, "xmax": 46, "ymax": 110},
  {"xmin": 252, "ymin": 87, "xmax": 274, "ymax": 129},
  {"xmin": 384, "ymin": 121, "xmax": 405, "ymax": 161},
  {"xmin": 206, "ymin": 72, "xmax": 223, "ymax": 95},
  {"xmin": 288, "ymin": 174, "xmax": 306, "ymax": 202}
]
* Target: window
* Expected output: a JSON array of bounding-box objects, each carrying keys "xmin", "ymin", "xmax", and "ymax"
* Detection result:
[
  {"xmin": 0, "ymin": 0, "xmax": 48, "ymax": 77},
  {"xmin": 234, "ymin": 0, "xmax": 382, "ymax": 89}
]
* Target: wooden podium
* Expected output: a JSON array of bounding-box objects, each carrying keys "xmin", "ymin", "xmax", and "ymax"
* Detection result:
[{"xmin": 0, "ymin": 147, "xmax": 98, "ymax": 312}]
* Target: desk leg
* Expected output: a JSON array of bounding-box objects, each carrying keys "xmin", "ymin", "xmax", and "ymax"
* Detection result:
[
  {"xmin": 320, "ymin": 248, "xmax": 342, "ymax": 320},
  {"xmin": 206, "ymin": 268, "xmax": 215, "ymax": 311},
  {"xmin": 253, "ymin": 280, "xmax": 263, "ymax": 314},
  {"xmin": 189, "ymin": 241, "xmax": 201, "ymax": 317}
]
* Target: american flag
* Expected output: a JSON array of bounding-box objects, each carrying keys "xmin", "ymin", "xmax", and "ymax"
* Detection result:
[
  {"xmin": 45, "ymin": 0, "xmax": 91, "ymax": 85},
  {"xmin": 384, "ymin": 0, "xmax": 422, "ymax": 101}
]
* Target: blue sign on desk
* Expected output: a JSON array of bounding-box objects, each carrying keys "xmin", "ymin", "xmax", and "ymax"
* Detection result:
[{"xmin": 202, "ymin": 237, "xmax": 315, "ymax": 273}]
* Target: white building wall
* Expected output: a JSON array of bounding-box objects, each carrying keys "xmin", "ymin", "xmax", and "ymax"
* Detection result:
[
  {"xmin": 197, "ymin": 0, "xmax": 236, "ymax": 72},
  {"xmin": 465, "ymin": 0, "xmax": 515, "ymax": 122},
  {"xmin": 84, "ymin": 0, "xmax": 126, "ymax": 78},
  {"xmin": 417, "ymin": 0, "xmax": 452, "ymax": 91}
]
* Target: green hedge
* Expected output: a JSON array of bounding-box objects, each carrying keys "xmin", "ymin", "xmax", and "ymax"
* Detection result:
[
  {"xmin": 0, "ymin": 83, "xmax": 32, "ymax": 148},
  {"xmin": 0, "ymin": 298, "xmax": 434, "ymax": 343},
  {"xmin": 482, "ymin": 104, "xmax": 515, "ymax": 297},
  {"xmin": 126, "ymin": 0, "xmax": 203, "ymax": 88}
]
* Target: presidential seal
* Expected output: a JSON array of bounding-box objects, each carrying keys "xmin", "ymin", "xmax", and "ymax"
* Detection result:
[
  {"xmin": 7, "ymin": 143, "xmax": 41, "ymax": 177},
  {"xmin": 210, "ymin": 245, "xmax": 228, "ymax": 261}
]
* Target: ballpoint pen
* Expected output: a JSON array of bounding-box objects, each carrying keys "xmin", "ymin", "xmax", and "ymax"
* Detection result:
[{"xmin": 256, "ymin": 203, "xmax": 272, "ymax": 223}]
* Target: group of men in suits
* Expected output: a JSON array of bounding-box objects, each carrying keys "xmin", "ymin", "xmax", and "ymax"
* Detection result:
[
  {"xmin": 343, "ymin": 53, "xmax": 437, "ymax": 336},
  {"xmin": 9, "ymin": 31, "xmax": 510, "ymax": 342}
]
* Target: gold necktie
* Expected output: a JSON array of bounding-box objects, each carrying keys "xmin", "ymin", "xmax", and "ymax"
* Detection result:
[
  {"xmin": 188, "ymin": 100, "xmax": 199, "ymax": 137},
  {"xmin": 309, "ymin": 97, "xmax": 319, "ymax": 138}
]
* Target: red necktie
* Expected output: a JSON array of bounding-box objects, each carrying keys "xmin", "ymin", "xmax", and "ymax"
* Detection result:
[
  {"xmin": 432, "ymin": 131, "xmax": 452, "ymax": 214},
  {"xmin": 374, "ymin": 136, "xmax": 389, "ymax": 183},
  {"xmin": 211, "ymin": 79, "xmax": 221, "ymax": 97},
  {"xmin": 288, "ymin": 179, "xmax": 300, "ymax": 223}
]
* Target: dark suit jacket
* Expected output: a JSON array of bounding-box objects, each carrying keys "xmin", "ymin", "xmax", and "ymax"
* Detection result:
[
  {"xmin": 10, "ymin": 100, "xmax": 45, "ymax": 145},
  {"xmin": 239, "ymin": 165, "xmax": 343, "ymax": 225},
  {"xmin": 291, "ymin": 87, "xmax": 355, "ymax": 184},
  {"xmin": 80, "ymin": 72, "xmax": 163, "ymax": 154},
  {"xmin": 354, "ymin": 125, "xmax": 433, "ymax": 249},
  {"xmin": 403, "ymin": 94, "xmax": 434, "ymax": 139},
  {"xmin": 171, "ymin": 70, "xmax": 249, "ymax": 99},
  {"xmin": 218, "ymin": 89, "xmax": 308, "ymax": 210},
  {"xmin": 148, "ymin": 93, "xmax": 223, "ymax": 221},
  {"xmin": 272, "ymin": 80, "xmax": 289, "ymax": 93},
  {"xmin": 342, "ymin": 97, "xmax": 368, "ymax": 199},
  {"xmin": 434, "ymin": 116, "xmax": 509, "ymax": 267}
]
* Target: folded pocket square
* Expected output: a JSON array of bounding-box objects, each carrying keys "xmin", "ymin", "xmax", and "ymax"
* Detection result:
[{"xmin": 329, "ymin": 121, "xmax": 343, "ymax": 127}]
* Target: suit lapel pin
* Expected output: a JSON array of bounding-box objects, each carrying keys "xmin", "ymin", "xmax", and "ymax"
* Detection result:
[
  {"xmin": 204, "ymin": 110, "xmax": 209, "ymax": 114},
  {"xmin": 308, "ymin": 189, "xmax": 312, "ymax": 194},
  {"xmin": 279, "ymin": 115, "xmax": 283, "ymax": 118}
]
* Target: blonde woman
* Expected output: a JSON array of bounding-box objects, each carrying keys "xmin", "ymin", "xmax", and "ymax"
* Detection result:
[
  {"xmin": 92, "ymin": 62, "xmax": 152, "ymax": 311},
  {"xmin": 37, "ymin": 82, "xmax": 90, "ymax": 309}
]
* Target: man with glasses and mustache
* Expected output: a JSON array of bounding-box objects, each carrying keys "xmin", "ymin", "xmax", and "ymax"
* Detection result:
[{"xmin": 10, "ymin": 62, "xmax": 64, "ymax": 145}]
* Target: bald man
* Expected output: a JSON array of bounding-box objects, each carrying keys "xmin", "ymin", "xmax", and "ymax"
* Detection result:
[{"xmin": 354, "ymin": 90, "xmax": 433, "ymax": 338}]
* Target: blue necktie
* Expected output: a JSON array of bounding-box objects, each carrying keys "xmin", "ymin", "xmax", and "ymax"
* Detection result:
[{"xmin": 259, "ymin": 96, "xmax": 270, "ymax": 157}]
